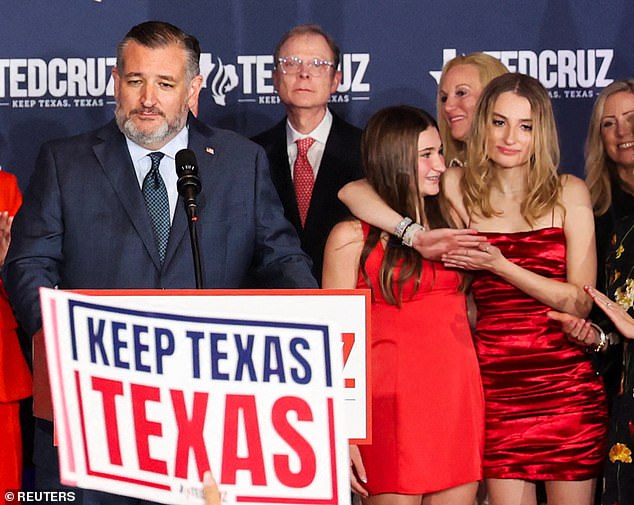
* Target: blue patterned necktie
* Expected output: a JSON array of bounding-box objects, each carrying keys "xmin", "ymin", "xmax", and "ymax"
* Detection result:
[{"xmin": 143, "ymin": 152, "xmax": 169, "ymax": 264}]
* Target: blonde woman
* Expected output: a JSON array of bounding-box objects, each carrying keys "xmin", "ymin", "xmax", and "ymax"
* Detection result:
[
  {"xmin": 438, "ymin": 53, "xmax": 508, "ymax": 167},
  {"xmin": 585, "ymin": 79, "xmax": 634, "ymax": 284},
  {"xmin": 439, "ymin": 73, "xmax": 606, "ymax": 505}
]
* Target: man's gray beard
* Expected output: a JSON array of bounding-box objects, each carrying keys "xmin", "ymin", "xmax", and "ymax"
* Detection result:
[{"xmin": 115, "ymin": 106, "xmax": 187, "ymax": 148}]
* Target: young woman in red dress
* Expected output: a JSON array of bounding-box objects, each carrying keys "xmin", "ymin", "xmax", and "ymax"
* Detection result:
[{"xmin": 323, "ymin": 105, "xmax": 484, "ymax": 505}]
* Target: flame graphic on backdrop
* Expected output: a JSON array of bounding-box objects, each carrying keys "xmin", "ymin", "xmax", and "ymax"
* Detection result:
[{"xmin": 208, "ymin": 57, "xmax": 238, "ymax": 106}]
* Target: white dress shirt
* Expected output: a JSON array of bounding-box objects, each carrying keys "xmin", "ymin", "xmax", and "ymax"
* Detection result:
[
  {"xmin": 126, "ymin": 127, "xmax": 189, "ymax": 223},
  {"xmin": 285, "ymin": 109, "xmax": 333, "ymax": 180}
]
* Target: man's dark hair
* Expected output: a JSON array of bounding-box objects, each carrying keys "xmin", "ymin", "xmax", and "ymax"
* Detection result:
[{"xmin": 117, "ymin": 21, "xmax": 201, "ymax": 81}]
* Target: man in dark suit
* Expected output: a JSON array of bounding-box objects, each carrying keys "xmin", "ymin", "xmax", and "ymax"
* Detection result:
[
  {"xmin": 4, "ymin": 21, "xmax": 316, "ymax": 502},
  {"xmin": 252, "ymin": 24, "xmax": 363, "ymax": 285}
]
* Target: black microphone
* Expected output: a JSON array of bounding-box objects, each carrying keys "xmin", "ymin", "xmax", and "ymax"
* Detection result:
[
  {"xmin": 175, "ymin": 148, "xmax": 202, "ymax": 217},
  {"xmin": 176, "ymin": 148, "xmax": 203, "ymax": 288}
]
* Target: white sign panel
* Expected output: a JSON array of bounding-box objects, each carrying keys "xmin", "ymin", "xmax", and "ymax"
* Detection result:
[{"xmin": 40, "ymin": 288, "xmax": 369, "ymax": 505}]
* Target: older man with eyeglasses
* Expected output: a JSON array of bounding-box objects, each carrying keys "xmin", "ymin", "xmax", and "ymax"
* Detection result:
[{"xmin": 252, "ymin": 24, "xmax": 363, "ymax": 285}]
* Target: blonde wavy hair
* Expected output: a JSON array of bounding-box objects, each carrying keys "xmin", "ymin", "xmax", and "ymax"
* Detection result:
[
  {"xmin": 437, "ymin": 53, "xmax": 508, "ymax": 166},
  {"xmin": 463, "ymin": 73, "xmax": 561, "ymax": 226},
  {"xmin": 585, "ymin": 79, "xmax": 634, "ymax": 216}
]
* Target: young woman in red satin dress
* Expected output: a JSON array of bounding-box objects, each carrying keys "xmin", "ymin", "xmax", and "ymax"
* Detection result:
[
  {"xmin": 0, "ymin": 170, "xmax": 32, "ymax": 492},
  {"xmin": 323, "ymin": 106, "xmax": 484, "ymax": 505},
  {"xmin": 439, "ymin": 73, "xmax": 606, "ymax": 505}
]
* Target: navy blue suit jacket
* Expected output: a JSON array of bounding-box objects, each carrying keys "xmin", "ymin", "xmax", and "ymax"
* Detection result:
[
  {"xmin": 5, "ymin": 115, "xmax": 317, "ymax": 338},
  {"xmin": 252, "ymin": 112, "xmax": 362, "ymax": 284}
]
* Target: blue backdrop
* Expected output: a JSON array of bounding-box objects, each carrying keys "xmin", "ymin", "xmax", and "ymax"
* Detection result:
[{"xmin": 1, "ymin": 0, "xmax": 632, "ymax": 189}]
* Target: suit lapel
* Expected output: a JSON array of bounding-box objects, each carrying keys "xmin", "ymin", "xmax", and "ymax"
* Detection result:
[
  {"xmin": 305, "ymin": 117, "xmax": 343, "ymax": 227},
  {"xmin": 268, "ymin": 122, "xmax": 301, "ymax": 229},
  {"xmin": 162, "ymin": 117, "xmax": 213, "ymax": 268},
  {"xmin": 92, "ymin": 121, "xmax": 162, "ymax": 268}
]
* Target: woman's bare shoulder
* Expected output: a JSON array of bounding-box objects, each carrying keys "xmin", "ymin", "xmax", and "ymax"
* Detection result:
[
  {"xmin": 326, "ymin": 219, "xmax": 365, "ymax": 250},
  {"xmin": 559, "ymin": 173, "xmax": 591, "ymax": 205}
]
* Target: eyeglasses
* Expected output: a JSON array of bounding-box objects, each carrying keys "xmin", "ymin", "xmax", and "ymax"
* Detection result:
[{"xmin": 276, "ymin": 56, "xmax": 335, "ymax": 76}]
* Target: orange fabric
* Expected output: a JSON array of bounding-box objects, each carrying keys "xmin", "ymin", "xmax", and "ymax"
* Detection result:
[
  {"xmin": 0, "ymin": 402, "xmax": 22, "ymax": 491},
  {"xmin": 0, "ymin": 171, "xmax": 32, "ymax": 491},
  {"xmin": 0, "ymin": 171, "xmax": 30, "ymax": 403},
  {"xmin": 0, "ymin": 328, "xmax": 31, "ymax": 403},
  {"xmin": 0, "ymin": 171, "xmax": 22, "ymax": 215}
]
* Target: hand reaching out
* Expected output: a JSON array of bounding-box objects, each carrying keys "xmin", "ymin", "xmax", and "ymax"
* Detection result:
[
  {"xmin": 411, "ymin": 228, "xmax": 487, "ymax": 261},
  {"xmin": 585, "ymin": 285, "xmax": 634, "ymax": 340},
  {"xmin": 349, "ymin": 444, "xmax": 368, "ymax": 497},
  {"xmin": 441, "ymin": 241, "xmax": 501, "ymax": 271},
  {"xmin": 203, "ymin": 470, "xmax": 221, "ymax": 505},
  {"xmin": 546, "ymin": 309, "xmax": 602, "ymax": 348}
]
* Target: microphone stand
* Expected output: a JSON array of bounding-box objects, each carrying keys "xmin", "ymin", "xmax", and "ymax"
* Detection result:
[
  {"xmin": 186, "ymin": 204, "xmax": 204, "ymax": 289},
  {"xmin": 176, "ymin": 148, "xmax": 203, "ymax": 289}
]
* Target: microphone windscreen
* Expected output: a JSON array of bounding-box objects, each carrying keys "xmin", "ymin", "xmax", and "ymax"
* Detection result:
[{"xmin": 175, "ymin": 148, "xmax": 198, "ymax": 176}]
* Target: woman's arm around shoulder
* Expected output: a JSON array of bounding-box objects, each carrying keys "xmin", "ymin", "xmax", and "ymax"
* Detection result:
[
  {"xmin": 338, "ymin": 179, "xmax": 403, "ymax": 233},
  {"xmin": 339, "ymin": 174, "xmax": 484, "ymax": 261},
  {"xmin": 322, "ymin": 219, "xmax": 365, "ymax": 289}
]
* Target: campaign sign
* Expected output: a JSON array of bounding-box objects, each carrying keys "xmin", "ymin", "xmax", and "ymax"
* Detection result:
[{"xmin": 39, "ymin": 288, "xmax": 369, "ymax": 505}]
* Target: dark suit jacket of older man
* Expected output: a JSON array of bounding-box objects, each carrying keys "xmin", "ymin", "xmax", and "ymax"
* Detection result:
[
  {"xmin": 5, "ymin": 114, "xmax": 317, "ymax": 424},
  {"xmin": 252, "ymin": 112, "xmax": 363, "ymax": 285},
  {"xmin": 4, "ymin": 113, "xmax": 316, "ymax": 500}
]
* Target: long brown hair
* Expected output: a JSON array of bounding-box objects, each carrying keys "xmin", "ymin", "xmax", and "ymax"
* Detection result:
[{"xmin": 360, "ymin": 105, "xmax": 456, "ymax": 306}]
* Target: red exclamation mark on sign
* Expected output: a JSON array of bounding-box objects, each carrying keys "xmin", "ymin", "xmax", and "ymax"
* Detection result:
[{"xmin": 341, "ymin": 332, "xmax": 355, "ymax": 388}]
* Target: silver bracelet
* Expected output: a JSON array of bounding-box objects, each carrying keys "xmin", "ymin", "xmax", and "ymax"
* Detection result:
[
  {"xmin": 393, "ymin": 217, "xmax": 413, "ymax": 240},
  {"xmin": 589, "ymin": 322, "xmax": 608, "ymax": 352},
  {"xmin": 402, "ymin": 223, "xmax": 426, "ymax": 247}
]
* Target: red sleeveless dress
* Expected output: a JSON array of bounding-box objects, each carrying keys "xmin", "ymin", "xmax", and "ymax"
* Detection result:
[
  {"xmin": 357, "ymin": 223, "xmax": 484, "ymax": 494},
  {"xmin": 472, "ymin": 228, "xmax": 607, "ymax": 480},
  {"xmin": 0, "ymin": 171, "xmax": 32, "ymax": 491}
]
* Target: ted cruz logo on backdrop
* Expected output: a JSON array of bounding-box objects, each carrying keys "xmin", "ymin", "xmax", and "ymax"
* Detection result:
[
  {"xmin": 201, "ymin": 52, "xmax": 371, "ymax": 106},
  {"xmin": 0, "ymin": 57, "xmax": 117, "ymax": 109},
  {"xmin": 429, "ymin": 48, "xmax": 614, "ymax": 100},
  {"xmin": 0, "ymin": 52, "xmax": 370, "ymax": 109},
  {"xmin": 200, "ymin": 53, "xmax": 238, "ymax": 106}
]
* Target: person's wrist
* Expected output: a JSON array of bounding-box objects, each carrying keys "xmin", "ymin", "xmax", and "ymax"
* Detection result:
[
  {"xmin": 402, "ymin": 223, "xmax": 425, "ymax": 247},
  {"xmin": 393, "ymin": 217, "xmax": 413, "ymax": 239},
  {"xmin": 589, "ymin": 322, "xmax": 608, "ymax": 352}
]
